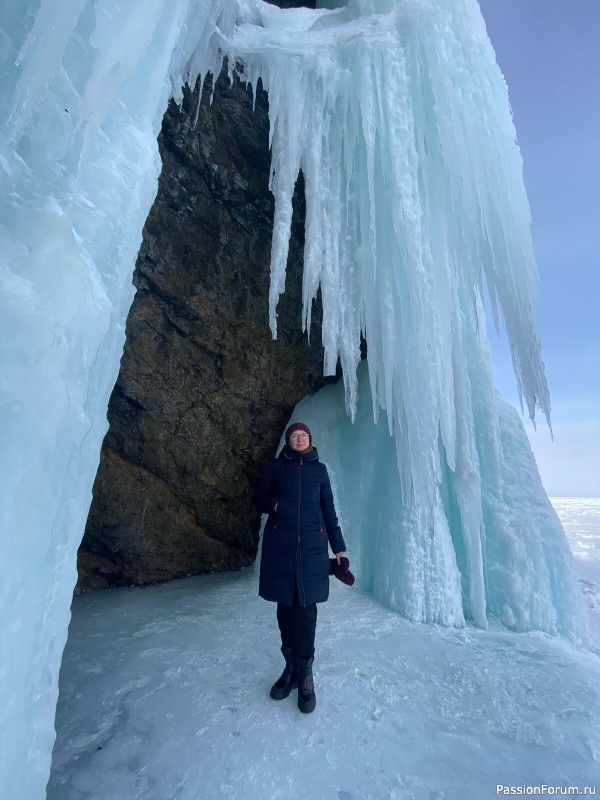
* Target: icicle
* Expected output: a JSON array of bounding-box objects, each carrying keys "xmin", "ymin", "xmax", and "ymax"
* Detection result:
[
  {"xmin": 222, "ymin": 0, "xmax": 551, "ymax": 504},
  {"xmin": 218, "ymin": 0, "xmax": 583, "ymax": 638}
]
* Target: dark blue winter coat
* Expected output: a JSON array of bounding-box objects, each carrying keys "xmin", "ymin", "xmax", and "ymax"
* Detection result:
[{"xmin": 254, "ymin": 445, "xmax": 346, "ymax": 607}]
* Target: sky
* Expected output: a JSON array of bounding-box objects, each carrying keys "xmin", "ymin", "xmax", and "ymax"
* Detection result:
[{"xmin": 477, "ymin": 0, "xmax": 600, "ymax": 497}]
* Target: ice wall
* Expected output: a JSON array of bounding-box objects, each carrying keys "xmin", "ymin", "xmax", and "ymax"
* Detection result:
[
  {"xmin": 293, "ymin": 362, "xmax": 586, "ymax": 639},
  {"xmin": 0, "ymin": 1, "xmax": 238, "ymax": 797},
  {"xmin": 0, "ymin": 0, "xmax": 588, "ymax": 797}
]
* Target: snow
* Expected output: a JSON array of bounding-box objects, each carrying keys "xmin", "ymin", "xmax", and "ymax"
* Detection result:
[
  {"xmin": 48, "ymin": 499, "xmax": 600, "ymax": 799},
  {"xmin": 556, "ymin": 499, "xmax": 600, "ymax": 649}
]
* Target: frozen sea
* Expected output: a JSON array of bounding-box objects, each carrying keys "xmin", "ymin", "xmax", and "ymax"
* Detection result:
[{"xmin": 48, "ymin": 499, "xmax": 600, "ymax": 799}]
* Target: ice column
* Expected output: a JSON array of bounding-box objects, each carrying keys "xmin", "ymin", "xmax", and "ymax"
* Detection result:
[{"xmin": 0, "ymin": 1, "xmax": 243, "ymax": 797}]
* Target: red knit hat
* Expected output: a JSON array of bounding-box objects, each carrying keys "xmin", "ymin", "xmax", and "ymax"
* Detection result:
[{"xmin": 285, "ymin": 422, "xmax": 312, "ymax": 446}]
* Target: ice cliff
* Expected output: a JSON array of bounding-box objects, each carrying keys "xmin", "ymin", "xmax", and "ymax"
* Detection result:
[{"xmin": 0, "ymin": 0, "xmax": 587, "ymax": 798}]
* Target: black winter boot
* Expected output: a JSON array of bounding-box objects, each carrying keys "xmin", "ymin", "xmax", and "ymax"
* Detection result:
[
  {"xmin": 296, "ymin": 656, "xmax": 316, "ymax": 713},
  {"xmin": 270, "ymin": 647, "xmax": 297, "ymax": 700}
]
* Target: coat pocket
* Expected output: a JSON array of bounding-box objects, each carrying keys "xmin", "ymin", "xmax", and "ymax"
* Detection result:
[
  {"xmin": 301, "ymin": 548, "xmax": 329, "ymax": 578},
  {"xmin": 260, "ymin": 542, "xmax": 294, "ymax": 577},
  {"xmin": 301, "ymin": 530, "xmax": 328, "ymax": 555}
]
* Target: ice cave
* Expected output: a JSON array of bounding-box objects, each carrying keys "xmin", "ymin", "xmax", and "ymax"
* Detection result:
[{"xmin": 0, "ymin": 0, "xmax": 589, "ymax": 797}]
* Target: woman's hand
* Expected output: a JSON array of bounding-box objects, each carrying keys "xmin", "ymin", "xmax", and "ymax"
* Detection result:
[{"xmin": 335, "ymin": 551, "xmax": 346, "ymax": 565}]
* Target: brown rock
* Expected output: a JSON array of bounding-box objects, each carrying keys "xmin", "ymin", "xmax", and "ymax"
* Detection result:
[{"xmin": 77, "ymin": 58, "xmax": 335, "ymax": 592}]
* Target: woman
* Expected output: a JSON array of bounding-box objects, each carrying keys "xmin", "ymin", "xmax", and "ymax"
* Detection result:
[{"xmin": 253, "ymin": 422, "xmax": 346, "ymax": 714}]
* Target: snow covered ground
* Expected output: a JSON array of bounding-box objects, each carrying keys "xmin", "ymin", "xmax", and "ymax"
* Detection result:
[
  {"xmin": 48, "ymin": 499, "xmax": 600, "ymax": 799},
  {"xmin": 555, "ymin": 498, "xmax": 600, "ymax": 648}
]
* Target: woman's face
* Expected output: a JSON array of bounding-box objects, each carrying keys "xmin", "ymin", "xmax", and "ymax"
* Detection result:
[{"xmin": 288, "ymin": 431, "xmax": 310, "ymax": 451}]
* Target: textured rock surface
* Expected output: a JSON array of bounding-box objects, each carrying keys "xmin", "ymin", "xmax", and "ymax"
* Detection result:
[{"xmin": 77, "ymin": 53, "xmax": 331, "ymax": 591}]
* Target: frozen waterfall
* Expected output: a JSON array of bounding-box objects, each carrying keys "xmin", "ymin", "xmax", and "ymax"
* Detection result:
[{"xmin": 0, "ymin": 0, "xmax": 587, "ymax": 798}]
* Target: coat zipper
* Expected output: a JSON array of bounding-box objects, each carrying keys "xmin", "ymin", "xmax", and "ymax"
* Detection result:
[{"xmin": 297, "ymin": 457, "xmax": 306, "ymax": 606}]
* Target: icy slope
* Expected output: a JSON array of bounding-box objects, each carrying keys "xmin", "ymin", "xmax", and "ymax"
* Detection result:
[{"xmin": 48, "ymin": 558, "xmax": 600, "ymax": 800}]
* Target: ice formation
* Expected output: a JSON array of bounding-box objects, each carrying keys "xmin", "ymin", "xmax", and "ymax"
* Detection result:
[
  {"xmin": 293, "ymin": 361, "xmax": 585, "ymax": 636},
  {"xmin": 0, "ymin": 0, "xmax": 587, "ymax": 797}
]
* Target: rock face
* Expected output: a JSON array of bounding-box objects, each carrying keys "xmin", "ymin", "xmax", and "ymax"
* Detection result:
[{"xmin": 77, "ymin": 54, "xmax": 331, "ymax": 591}]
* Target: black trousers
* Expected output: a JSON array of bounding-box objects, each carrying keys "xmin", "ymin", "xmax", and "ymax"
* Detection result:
[{"xmin": 276, "ymin": 582, "xmax": 318, "ymax": 660}]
